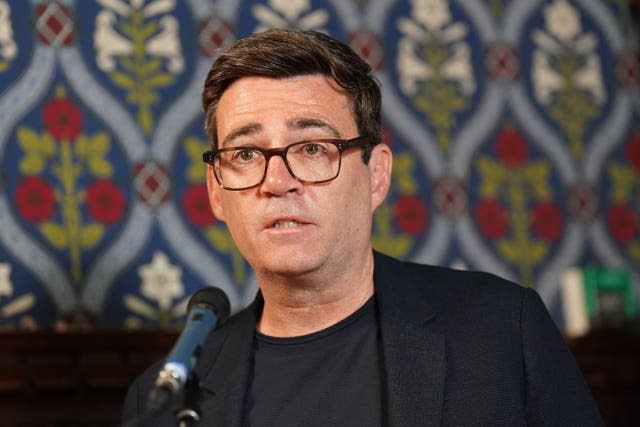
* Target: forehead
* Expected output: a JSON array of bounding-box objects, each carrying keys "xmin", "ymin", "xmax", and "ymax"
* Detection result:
[{"xmin": 216, "ymin": 75, "xmax": 357, "ymax": 142}]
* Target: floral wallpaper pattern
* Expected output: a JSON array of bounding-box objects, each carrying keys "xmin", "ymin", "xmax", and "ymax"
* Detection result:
[{"xmin": 0, "ymin": 0, "xmax": 638, "ymax": 329}]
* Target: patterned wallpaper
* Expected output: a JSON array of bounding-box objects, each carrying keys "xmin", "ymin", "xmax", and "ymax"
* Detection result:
[{"xmin": 0, "ymin": 0, "xmax": 638, "ymax": 329}]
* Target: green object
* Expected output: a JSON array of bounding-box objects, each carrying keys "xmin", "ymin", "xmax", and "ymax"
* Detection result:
[{"xmin": 582, "ymin": 267, "xmax": 636, "ymax": 318}]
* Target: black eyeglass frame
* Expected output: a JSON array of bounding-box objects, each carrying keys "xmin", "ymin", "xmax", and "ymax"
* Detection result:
[{"xmin": 202, "ymin": 135, "xmax": 374, "ymax": 191}]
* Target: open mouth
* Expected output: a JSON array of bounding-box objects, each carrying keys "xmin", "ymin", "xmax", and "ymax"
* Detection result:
[{"xmin": 271, "ymin": 220, "xmax": 303, "ymax": 229}]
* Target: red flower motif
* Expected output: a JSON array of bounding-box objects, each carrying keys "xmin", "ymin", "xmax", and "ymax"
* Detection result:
[
  {"xmin": 183, "ymin": 184, "xmax": 216, "ymax": 227},
  {"xmin": 394, "ymin": 195, "xmax": 427, "ymax": 235},
  {"xmin": 608, "ymin": 204, "xmax": 638, "ymax": 243},
  {"xmin": 43, "ymin": 97, "xmax": 83, "ymax": 141},
  {"xmin": 496, "ymin": 127, "xmax": 528, "ymax": 168},
  {"xmin": 15, "ymin": 176, "xmax": 56, "ymax": 222},
  {"xmin": 86, "ymin": 180, "xmax": 126, "ymax": 224},
  {"xmin": 475, "ymin": 199, "xmax": 508, "ymax": 239},
  {"xmin": 531, "ymin": 202, "xmax": 563, "ymax": 241},
  {"xmin": 625, "ymin": 134, "xmax": 640, "ymax": 172}
]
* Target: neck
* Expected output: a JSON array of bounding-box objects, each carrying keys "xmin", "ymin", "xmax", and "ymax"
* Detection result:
[{"xmin": 256, "ymin": 251, "xmax": 375, "ymax": 337}]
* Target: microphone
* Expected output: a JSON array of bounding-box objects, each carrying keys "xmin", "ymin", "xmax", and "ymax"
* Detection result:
[{"xmin": 145, "ymin": 286, "xmax": 230, "ymax": 414}]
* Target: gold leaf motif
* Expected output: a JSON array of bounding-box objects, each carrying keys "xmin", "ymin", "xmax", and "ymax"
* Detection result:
[
  {"xmin": 608, "ymin": 163, "xmax": 635, "ymax": 203},
  {"xmin": 39, "ymin": 222, "xmax": 68, "ymax": 248},
  {"xmin": 206, "ymin": 227, "xmax": 235, "ymax": 251},
  {"xmin": 184, "ymin": 137, "xmax": 209, "ymax": 182},
  {"xmin": 17, "ymin": 127, "xmax": 56, "ymax": 175},
  {"xmin": 392, "ymin": 153, "xmax": 418, "ymax": 193},
  {"xmin": 476, "ymin": 157, "xmax": 506, "ymax": 198},
  {"xmin": 80, "ymin": 224, "xmax": 105, "ymax": 248}
]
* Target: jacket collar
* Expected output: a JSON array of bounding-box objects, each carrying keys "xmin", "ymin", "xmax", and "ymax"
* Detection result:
[
  {"xmin": 373, "ymin": 251, "xmax": 445, "ymax": 427},
  {"xmin": 193, "ymin": 252, "xmax": 446, "ymax": 427},
  {"xmin": 194, "ymin": 297, "xmax": 261, "ymax": 426}
]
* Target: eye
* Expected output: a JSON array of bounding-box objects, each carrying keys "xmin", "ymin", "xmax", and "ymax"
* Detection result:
[
  {"xmin": 301, "ymin": 142, "xmax": 327, "ymax": 156},
  {"xmin": 231, "ymin": 148, "xmax": 259, "ymax": 163}
]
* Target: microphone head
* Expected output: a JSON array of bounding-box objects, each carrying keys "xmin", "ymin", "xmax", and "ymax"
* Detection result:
[{"xmin": 187, "ymin": 286, "xmax": 231, "ymax": 324}]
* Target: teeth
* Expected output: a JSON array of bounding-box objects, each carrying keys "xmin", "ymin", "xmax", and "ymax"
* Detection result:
[{"xmin": 272, "ymin": 220, "xmax": 300, "ymax": 229}]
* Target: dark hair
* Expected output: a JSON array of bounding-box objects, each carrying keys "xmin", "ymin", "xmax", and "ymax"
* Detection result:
[{"xmin": 201, "ymin": 28, "xmax": 382, "ymax": 163}]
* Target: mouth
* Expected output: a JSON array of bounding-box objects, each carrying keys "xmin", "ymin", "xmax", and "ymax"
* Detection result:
[{"xmin": 270, "ymin": 219, "xmax": 304, "ymax": 229}]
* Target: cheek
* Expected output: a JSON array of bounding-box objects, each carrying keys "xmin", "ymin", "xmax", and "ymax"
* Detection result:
[
  {"xmin": 220, "ymin": 196, "xmax": 247, "ymax": 225},
  {"xmin": 334, "ymin": 173, "xmax": 373, "ymax": 233},
  {"xmin": 214, "ymin": 195, "xmax": 249, "ymax": 238},
  {"xmin": 220, "ymin": 203, "xmax": 257, "ymax": 256},
  {"xmin": 206, "ymin": 168, "xmax": 226, "ymax": 221}
]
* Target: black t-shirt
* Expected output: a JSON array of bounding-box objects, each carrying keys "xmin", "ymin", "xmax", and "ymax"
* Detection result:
[{"xmin": 247, "ymin": 296, "xmax": 384, "ymax": 426}]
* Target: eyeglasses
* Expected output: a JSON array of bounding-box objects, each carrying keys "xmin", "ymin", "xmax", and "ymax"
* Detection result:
[{"xmin": 202, "ymin": 135, "xmax": 373, "ymax": 191}]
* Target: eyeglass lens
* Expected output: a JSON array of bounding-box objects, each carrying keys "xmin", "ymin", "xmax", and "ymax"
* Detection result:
[{"xmin": 216, "ymin": 141, "xmax": 342, "ymax": 189}]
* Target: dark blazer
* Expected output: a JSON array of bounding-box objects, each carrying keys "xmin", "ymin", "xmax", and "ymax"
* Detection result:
[{"xmin": 123, "ymin": 251, "xmax": 603, "ymax": 426}]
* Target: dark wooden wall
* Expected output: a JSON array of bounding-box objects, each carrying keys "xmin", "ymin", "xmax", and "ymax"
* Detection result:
[{"xmin": 0, "ymin": 331, "xmax": 638, "ymax": 427}]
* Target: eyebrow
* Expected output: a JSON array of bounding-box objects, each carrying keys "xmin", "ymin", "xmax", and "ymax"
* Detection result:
[
  {"xmin": 287, "ymin": 117, "xmax": 341, "ymax": 138},
  {"xmin": 221, "ymin": 117, "xmax": 342, "ymax": 148},
  {"xmin": 221, "ymin": 123, "xmax": 262, "ymax": 147}
]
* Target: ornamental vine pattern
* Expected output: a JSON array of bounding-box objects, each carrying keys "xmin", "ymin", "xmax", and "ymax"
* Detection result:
[
  {"xmin": 474, "ymin": 126, "xmax": 563, "ymax": 287},
  {"xmin": 607, "ymin": 134, "xmax": 640, "ymax": 263},
  {"xmin": 0, "ymin": 263, "xmax": 37, "ymax": 330},
  {"xmin": 531, "ymin": 0, "xmax": 606, "ymax": 158},
  {"xmin": 372, "ymin": 144, "xmax": 428, "ymax": 259},
  {"xmin": 183, "ymin": 136, "xmax": 250, "ymax": 286},
  {"xmin": 396, "ymin": 0, "xmax": 475, "ymax": 150},
  {"xmin": 0, "ymin": 0, "xmax": 636, "ymax": 329},
  {"xmin": 0, "ymin": 1, "xmax": 16, "ymax": 72},
  {"xmin": 15, "ymin": 86, "xmax": 125, "ymax": 283},
  {"xmin": 252, "ymin": 0, "xmax": 329, "ymax": 32},
  {"xmin": 93, "ymin": 0, "xmax": 184, "ymax": 134}
]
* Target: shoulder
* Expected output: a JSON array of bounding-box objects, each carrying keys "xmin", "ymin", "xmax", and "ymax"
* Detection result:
[
  {"xmin": 373, "ymin": 250, "xmax": 528, "ymax": 306},
  {"xmin": 372, "ymin": 250, "xmax": 548, "ymax": 339}
]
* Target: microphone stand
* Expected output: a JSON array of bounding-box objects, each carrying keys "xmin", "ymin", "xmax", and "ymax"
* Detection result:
[
  {"xmin": 121, "ymin": 367, "xmax": 203, "ymax": 427},
  {"xmin": 174, "ymin": 374, "xmax": 201, "ymax": 427}
]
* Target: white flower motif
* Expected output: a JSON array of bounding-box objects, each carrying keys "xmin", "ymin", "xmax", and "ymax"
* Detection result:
[
  {"xmin": 411, "ymin": 0, "xmax": 451, "ymax": 32},
  {"xmin": 123, "ymin": 290, "xmax": 190, "ymax": 327},
  {"xmin": 97, "ymin": 0, "xmax": 131, "ymax": 16},
  {"xmin": 442, "ymin": 42, "xmax": 474, "ymax": 95},
  {"xmin": 124, "ymin": 315, "xmax": 143, "ymax": 328},
  {"xmin": 146, "ymin": 15, "xmax": 184, "ymax": 72},
  {"xmin": 397, "ymin": 37, "xmax": 432, "ymax": 95},
  {"xmin": 19, "ymin": 316, "xmax": 37, "ymax": 330},
  {"xmin": 544, "ymin": 0, "xmax": 581, "ymax": 43},
  {"xmin": 0, "ymin": 263, "xmax": 12, "ymax": 298},
  {"xmin": 0, "ymin": 1, "xmax": 17, "ymax": 61},
  {"xmin": 97, "ymin": 0, "xmax": 174, "ymax": 16},
  {"xmin": 575, "ymin": 54, "xmax": 605, "ymax": 103},
  {"xmin": 94, "ymin": 0, "xmax": 183, "ymax": 73},
  {"xmin": 532, "ymin": 1, "xmax": 605, "ymax": 106},
  {"xmin": 94, "ymin": 10, "xmax": 134, "ymax": 71},
  {"xmin": 138, "ymin": 251, "xmax": 184, "ymax": 310},
  {"xmin": 252, "ymin": 0, "xmax": 328, "ymax": 33},
  {"xmin": 532, "ymin": 50, "xmax": 564, "ymax": 104},
  {"xmin": 143, "ymin": 0, "xmax": 175, "ymax": 17},
  {"xmin": 269, "ymin": 0, "xmax": 308, "ymax": 22},
  {"xmin": 2, "ymin": 293, "xmax": 35, "ymax": 317},
  {"xmin": 397, "ymin": 0, "xmax": 475, "ymax": 96}
]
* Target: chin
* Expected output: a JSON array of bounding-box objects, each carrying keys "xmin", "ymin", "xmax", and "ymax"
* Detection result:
[{"xmin": 255, "ymin": 253, "xmax": 324, "ymax": 277}]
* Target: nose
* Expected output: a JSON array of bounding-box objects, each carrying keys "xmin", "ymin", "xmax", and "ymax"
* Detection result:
[{"xmin": 259, "ymin": 154, "xmax": 302, "ymax": 195}]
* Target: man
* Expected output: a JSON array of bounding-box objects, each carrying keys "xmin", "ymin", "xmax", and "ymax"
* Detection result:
[{"xmin": 123, "ymin": 28, "xmax": 603, "ymax": 426}]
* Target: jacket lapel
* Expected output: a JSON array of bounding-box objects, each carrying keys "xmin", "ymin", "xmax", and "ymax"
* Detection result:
[
  {"xmin": 191, "ymin": 253, "xmax": 447, "ymax": 427},
  {"xmin": 374, "ymin": 252, "xmax": 446, "ymax": 427},
  {"xmin": 195, "ymin": 299, "xmax": 260, "ymax": 427}
]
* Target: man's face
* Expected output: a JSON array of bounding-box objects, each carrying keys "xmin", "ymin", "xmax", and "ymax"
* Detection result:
[{"xmin": 206, "ymin": 74, "xmax": 391, "ymax": 280}]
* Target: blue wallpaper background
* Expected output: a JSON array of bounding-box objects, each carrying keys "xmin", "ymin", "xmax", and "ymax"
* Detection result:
[{"xmin": 0, "ymin": 0, "xmax": 638, "ymax": 329}]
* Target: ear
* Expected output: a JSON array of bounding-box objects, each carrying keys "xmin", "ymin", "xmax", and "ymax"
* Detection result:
[
  {"xmin": 368, "ymin": 143, "xmax": 392, "ymax": 212},
  {"xmin": 206, "ymin": 165, "xmax": 226, "ymax": 222}
]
